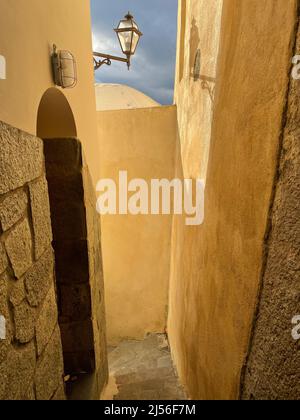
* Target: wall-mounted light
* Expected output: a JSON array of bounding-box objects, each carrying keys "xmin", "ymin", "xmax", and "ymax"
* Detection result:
[
  {"xmin": 93, "ymin": 12, "xmax": 143, "ymax": 71},
  {"xmin": 51, "ymin": 45, "xmax": 77, "ymax": 89}
]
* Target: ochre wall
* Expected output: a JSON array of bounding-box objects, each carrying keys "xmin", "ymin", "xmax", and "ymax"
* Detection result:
[
  {"xmin": 97, "ymin": 106, "xmax": 177, "ymax": 345},
  {"xmin": 0, "ymin": 0, "xmax": 100, "ymax": 183},
  {"xmin": 174, "ymin": 0, "xmax": 223, "ymax": 180},
  {"xmin": 168, "ymin": 0, "xmax": 298, "ymax": 399}
]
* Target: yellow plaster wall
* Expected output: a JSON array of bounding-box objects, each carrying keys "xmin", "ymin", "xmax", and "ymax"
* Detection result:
[
  {"xmin": 97, "ymin": 106, "xmax": 177, "ymax": 345},
  {"xmin": 0, "ymin": 0, "xmax": 100, "ymax": 183},
  {"xmin": 168, "ymin": 0, "xmax": 297, "ymax": 399}
]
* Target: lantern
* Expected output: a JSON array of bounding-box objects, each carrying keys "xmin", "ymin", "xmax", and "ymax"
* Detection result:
[{"xmin": 114, "ymin": 12, "xmax": 143, "ymax": 69}]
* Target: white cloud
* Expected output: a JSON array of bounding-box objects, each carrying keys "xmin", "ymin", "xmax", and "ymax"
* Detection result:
[{"xmin": 92, "ymin": 30, "xmax": 119, "ymax": 54}]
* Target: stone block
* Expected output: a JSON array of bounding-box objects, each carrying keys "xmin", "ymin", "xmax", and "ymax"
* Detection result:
[
  {"xmin": 63, "ymin": 350, "xmax": 95, "ymax": 374},
  {"xmin": 43, "ymin": 140, "xmax": 87, "ymax": 243},
  {"xmin": 0, "ymin": 189, "xmax": 28, "ymax": 231},
  {"xmin": 52, "ymin": 384, "xmax": 66, "ymax": 400},
  {"xmin": 36, "ymin": 286, "xmax": 58, "ymax": 356},
  {"xmin": 5, "ymin": 219, "xmax": 32, "ymax": 279},
  {"xmin": 53, "ymin": 240, "xmax": 89, "ymax": 284},
  {"xmin": 82, "ymin": 165, "xmax": 96, "ymax": 208},
  {"xmin": 35, "ymin": 326, "xmax": 64, "ymax": 400},
  {"xmin": 60, "ymin": 319, "xmax": 94, "ymax": 354},
  {"xmin": 0, "ymin": 273, "xmax": 11, "ymax": 364},
  {"xmin": 50, "ymin": 201, "xmax": 87, "ymax": 242},
  {"xmin": 24, "ymin": 385, "xmax": 36, "ymax": 400},
  {"xmin": 29, "ymin": 176, "xmax": 52, "ymax": 259},
  {"xmin": 0, "ymin": 271, "xmax": 7, "ymax": 310},
  {"xmin": 43, "ymin": 138, "xmax": 82, "ymax": 167},
  {"xmin": 0, "ymin": 242, "xmax": 8, "ymax": 275},
  {"xmin": 9, "ymin": 279, "xmax": 25, "ymax": 307},
  {"xmin": 0, "ymin": 121, "xmax": 43, "ymax": 194},
  {"xmin": 4, "ymin": 341, "xmax": 36, "ymax": 399},
  {"xmin": 46, "ymin": 171, "xmax": 84, "ymax": 205},
  {"xmin": 14, "ymin": 299, "xmax": 36, "ymax": 343},
  {"xmin": 25, "ymin": 248, "xmax": 54, "ymax": 307},
  {"xmin": 59, "ymin": 283, "xmax": 91, "ymax": 321},
  {"xmin": 0, "ymin": 360, "xmax": 8, "ymax": 400}
]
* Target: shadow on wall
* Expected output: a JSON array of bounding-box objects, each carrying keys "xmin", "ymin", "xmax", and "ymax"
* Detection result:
[
  {"xmin": 189, "ymin": 18, "xmax": 216, "ymax": 102},
  {"xmin": 37, "ymin": 88, "xmax": 77, "ymax": 138},
  {"xmin": 189, "ymin": 18, "xmax": 200, "ymax": 79}
]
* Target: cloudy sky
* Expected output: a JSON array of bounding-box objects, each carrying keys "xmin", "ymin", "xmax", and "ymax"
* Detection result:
[{"xmin": 91, "ymin": 0, "xmax": 178, "ymax": 105}]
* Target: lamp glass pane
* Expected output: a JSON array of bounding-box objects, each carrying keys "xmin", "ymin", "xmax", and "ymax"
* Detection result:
[
  {"xmin": 131, "ymin": 32, "xmax": 139, "ymax": 54},
  {"xmin": 118, "ymin": 30, "xmax": 133, "ymax": 54}
]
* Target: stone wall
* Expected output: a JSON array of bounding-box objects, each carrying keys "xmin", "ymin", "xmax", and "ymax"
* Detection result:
[
  {"xmin": 242, "ymin": 14, "xmax": 300, "ymax": 400},
  {"xmin": 43, "ymin": 138, "xmax": 108, "ymax": 399},
  {"xmin": 0, "ymin": 121, "xmax": 65, "ymax": 400}
]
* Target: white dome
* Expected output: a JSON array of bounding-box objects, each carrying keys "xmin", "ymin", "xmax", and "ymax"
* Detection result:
[{"xmin": 95, "ymin": 83, "xmax": 160, "ymax": 111}]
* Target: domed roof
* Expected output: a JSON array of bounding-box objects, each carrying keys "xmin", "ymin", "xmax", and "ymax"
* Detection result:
[{"xmin": 95, "ymin": 83, "xmax": 160, "ymax": 111}]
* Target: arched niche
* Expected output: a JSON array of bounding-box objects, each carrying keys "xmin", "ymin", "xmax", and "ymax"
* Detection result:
[{"xmin": 37, "ymin": 87, "xmax": 77, "ymax": 138}]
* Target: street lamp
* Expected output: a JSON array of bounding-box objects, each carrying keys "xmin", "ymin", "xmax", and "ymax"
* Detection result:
[{"xmin": 93, "ymin": 12, "xmax": 143, "ymax": 71}]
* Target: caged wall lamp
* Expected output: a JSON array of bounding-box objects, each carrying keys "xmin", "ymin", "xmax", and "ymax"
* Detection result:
[
  {"xmin": 51, "ymin": 44, "xmax": 77, "ymax": 89},
  {"xmin": 93, "ymin": 12, "xmax": 143, "ymax": 71}
]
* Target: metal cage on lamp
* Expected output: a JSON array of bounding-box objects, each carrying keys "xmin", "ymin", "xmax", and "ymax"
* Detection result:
[{"xmin": 51, "ymin": 45, "xmax": 77, "ymax": 89}]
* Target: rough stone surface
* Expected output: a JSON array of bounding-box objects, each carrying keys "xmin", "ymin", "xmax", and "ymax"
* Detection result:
[
  {"xmin": 25, "ymin": 248, "xmax": 54, "ymax": 307},
  {"xmin": 53, "ymin": 240, "xmax": 89, "ymax": 285},
  {"xmin": 0, "ymin": 121, "xmax": 43, "ymax": 194},
  {"xmin": 0, "ymin": 273, "xmax": 11, "ymax": 364},
  {"xmin": 0, "ymin": 189, "xmax": 28, "ymax": 231},
  {"xmin": 9, "ymin": 279, "xmax": 26, "ymax": 307},
  {"xmin": 0, "ymin": 361, "xmax": 7, "ymax": 399},
  {"xmin": 3, "ymin": 342, "xmax": 36, "ymax": 400},
  {"xmin": 242, "ymin": 23, "xmax": 300, "ymax": 400},
  {"xmin": 63, "ymin": 350, "xmax": 96, "ymax": 375},
  {"xmin": 36, "ymin": 286, "xmax": 58, "ymax": 356},
  {"xmin": 24, "ymin": 385, "xmax": 36, "ymax": 400},
  {"xmin": 43, "ymin": 138, "xmax": 83, "ymax": 167},
  {"xmin": 14, "ymin": 300, "xmax": 36, "ymax": 343},
  {"xmin": 60, "ymin": 283, "xmax": 91, "ymax": 321},
  {"xmin": 0, "ymin": 242, "xmax": 8, "ymax": 274},
  {"xmin": 0, "ymin": 123, "xmax": 66, "ymax": 400},
  {"xmin": 35, "ymin": 326, "xmax": 65, "ymax": 400},
  {"xmin": 29, "ymin": 177, "xmax": 52, "ymax": 259},
  {"xmin": 50, "ymin": 201, "xmax": 87, "ymax": 242},
  {"xmin": 5, "ymin": 218, "xmax": 32, "ymax": 279},
  {"xmin": 44, "ymin": 137, "xmax": 108, "ymax": 396},
  {"xmin": 60, "ymin": 320, "xmax": 94, "ymax": 354},
  {"xmin": 52, "ymin": 384, "xmax": 66, "ymax": 400}
]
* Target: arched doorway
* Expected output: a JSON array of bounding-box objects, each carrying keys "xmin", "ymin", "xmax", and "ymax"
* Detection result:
[{"xmin": 36, "ymin": 89, "xmax": 108, "ymax": 399}]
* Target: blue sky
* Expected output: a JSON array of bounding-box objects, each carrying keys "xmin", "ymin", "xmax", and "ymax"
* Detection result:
[{"xmin": 90, "ymin": 0, "xmax": 178, "ymax": 105}]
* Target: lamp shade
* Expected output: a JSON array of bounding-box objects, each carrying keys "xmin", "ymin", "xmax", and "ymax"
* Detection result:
[{"xmin": 114, "ymin": 13, "xmax": 142, "ymax": 58}]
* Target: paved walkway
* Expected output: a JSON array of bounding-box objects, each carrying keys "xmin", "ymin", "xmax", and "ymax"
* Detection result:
[{"xmin": 102, "ymin": 334, "xmax": 187, "ymax": 400}]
